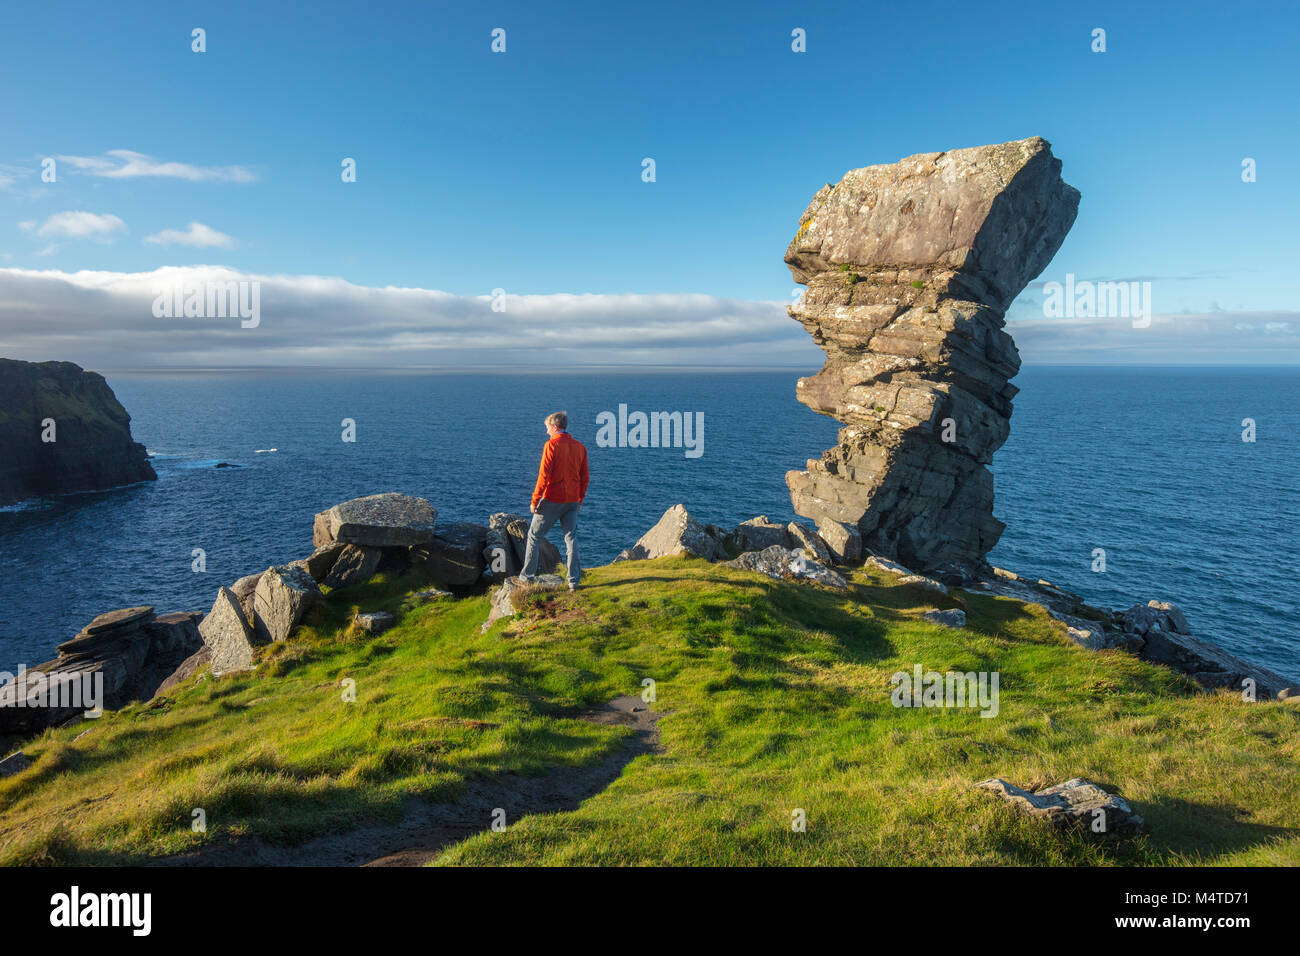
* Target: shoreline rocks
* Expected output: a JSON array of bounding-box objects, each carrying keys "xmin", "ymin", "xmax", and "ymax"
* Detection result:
[
  {"xmin": 783, "ymin": 138, "xmax": 1080, "ymax": 577},
  {"xmin": 0, "ymin": 606, "xmax": 201, "ymax": 736},
  {"xmin": 0, "ymin": 358, "xmax": 156, "ymax": 507}
]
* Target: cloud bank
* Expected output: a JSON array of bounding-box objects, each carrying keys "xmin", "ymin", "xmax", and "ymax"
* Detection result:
[{"xmin": 0, "ymin": 266, "xmax": 1295, "ymax": 369}]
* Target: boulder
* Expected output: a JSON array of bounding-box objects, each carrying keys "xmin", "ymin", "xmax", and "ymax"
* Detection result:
[
  {"xmin": 490, "ymin": 513, "xmax": 562, "ymax": 576},
  {"xmin": 230, "ymin": 572, "xmax": 264, "ymax": 622},
  {"xmin": 724, "ymin": 546, "xmax": 848, "ymax": 590},
  {"xmin": 483, "ymin": 524, "xmax": 517, "ymax": 578},
  {"xmin": 410, "ymin": 522, "xmax": 489, "ymax": 587},
  {"xmin": 253, "ymin": 565, "xmax": 322, "ymax": 643},
  {"xmin": 729, "ymin": 516, "xmax": 795, "ymax": 553},
  {"xmin": 784, "ymin": 138, "xmax": 1079, "ymax": 573},
  {"xmin": 977, "ymin": 777, "xmax": 1144, "ymax": 839},
  {"xmin": 787, "ymin": 521, "xmax": 834, "ymax": 565},
  {"xmin": 199, "ymin": 587, "xmax": 259, "ymax": 677},
  {"xmin": 615, "ymin": 504, "xmax": 727, "ymax": 562},
  {"xmin": 921, "ymin": 608, "xmax": 966, "ymax": 628},
  {"xmin": 293, "ymin": 541, "xmax": 348, "ymax": 583},
  {"xmin": 482, "ymin": 574, "xmax": 565, "ymax": 632},
  {"xmin": 314, "ymin": 493, "xmax": 438, "ymax": 547},
  {"xmin": 322, "ymin": 544, "xmax": 384, "ymax": 589},
  {"xmin": 354, "ymin": 611, "xmax": 396, "ymax": 635},
  {"xmin": 815, "ymin": 517, "xmax": 862, "ymax": 565}
]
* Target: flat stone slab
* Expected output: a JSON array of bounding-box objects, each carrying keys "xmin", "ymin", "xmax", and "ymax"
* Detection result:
[
  {"xmin": 83, "ymin": 605, "xmax": 155, "ymax": 635},
  {"xmin": 978, "ymin": 777, "xmax": 1144, "ymax": 839},
  {"xmin": 317, "ymin": 493, "xmax": 438, "ymax": 547}
]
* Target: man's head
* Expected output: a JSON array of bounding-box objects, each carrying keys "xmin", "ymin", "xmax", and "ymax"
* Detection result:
[{"xmin": 545, "ymin": 411, "xmax": 568, "ymax": 436}]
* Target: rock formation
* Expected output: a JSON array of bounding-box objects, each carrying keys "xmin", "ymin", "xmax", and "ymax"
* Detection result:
[
  {"xmin": 0, "ymin": 358, "xmax": 156, "ymax": 506},
  {"xmin": 0, "ymin": 606, "xmax": 201, "ymax": 735},
  {"xmin": 783, "ymin": 137, "xmax": 1080, "ymax": 577}
]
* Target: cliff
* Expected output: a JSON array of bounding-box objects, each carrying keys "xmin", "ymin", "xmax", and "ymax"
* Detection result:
[
  {"xmin": 0, "ymin": 358, "xmax": 156, "ymax": 506},
  {"xmin": 783, "ymin": 137, "xmax": 1080, "ymax": 578}
]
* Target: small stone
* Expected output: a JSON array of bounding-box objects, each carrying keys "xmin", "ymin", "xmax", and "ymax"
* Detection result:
[
  {"xmin": 921, "ymin": 608, "xmax": 966, "ymax": 628},
  {"xmin": 354, "ymin": 611, "xmax": 395, "ymax": 635}
]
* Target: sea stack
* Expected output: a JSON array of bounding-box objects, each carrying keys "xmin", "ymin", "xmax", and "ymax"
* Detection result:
[
  {"xmin": 0, "ymin": 358, "xmax": 156, "ymax": 506},
  {"xmin": 784, "ymin": 137, "xmax": 1079, "ymax": 578}
]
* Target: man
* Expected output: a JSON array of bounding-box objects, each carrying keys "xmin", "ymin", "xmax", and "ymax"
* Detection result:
[{"xmin": 519, "ymin": 411, "xmax": 589, "ymax": 591}]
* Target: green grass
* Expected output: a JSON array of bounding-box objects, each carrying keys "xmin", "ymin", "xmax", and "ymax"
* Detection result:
[{"xmin": 1, "ymin": 558, "xmax": 1296, "ymax": 866}]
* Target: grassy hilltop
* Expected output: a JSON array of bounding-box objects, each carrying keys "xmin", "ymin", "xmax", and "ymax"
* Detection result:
[{"xmin": 1, "ymin": 558, "xmax": 1297, "ymax": 866}]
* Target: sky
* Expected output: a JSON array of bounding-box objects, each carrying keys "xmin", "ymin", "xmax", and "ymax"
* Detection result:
[{"xmin": 0, "ymin": 0, "xmax": 1297, "ymax": 367}]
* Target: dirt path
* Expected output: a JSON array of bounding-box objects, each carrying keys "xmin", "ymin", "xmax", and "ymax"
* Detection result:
[{"xmin": 153, "ymin": 695, "xmax": 661, "ymax": 867}]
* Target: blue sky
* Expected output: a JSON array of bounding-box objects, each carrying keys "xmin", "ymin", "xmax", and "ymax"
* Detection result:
[{"xmin": 0, "ymin": 0, "xmax": 1297, "ymax": 365}]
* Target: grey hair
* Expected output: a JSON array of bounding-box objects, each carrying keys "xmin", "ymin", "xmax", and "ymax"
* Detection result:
[{"xmin": 545, "ymin": 411, "xmax": 568, "ymax": 430}]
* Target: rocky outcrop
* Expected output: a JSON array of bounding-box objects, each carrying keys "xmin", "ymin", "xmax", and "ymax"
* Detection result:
[
  {"xmin": 978, "ymin": 777, "xmax": 1143, "ymax": 839},
  {"xmin": 783, "ymin": 138, "xmax": 1080, "ymax": 577},
  {"xmin": 0, "ymin": 606, "xmax": 201, "ymax": 735},
  {"xmin": 970, "ymin": 569, "xmax": 1299, "ymax": 699},
  {"xmin": 0, "ymin": 359, "xmax": 156, "ymax": 506}
]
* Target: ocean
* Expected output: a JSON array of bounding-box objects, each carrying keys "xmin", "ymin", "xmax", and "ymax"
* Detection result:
[{"xmin": 1, "ymin": 367, "xmax": 1296, "ymax": 679}]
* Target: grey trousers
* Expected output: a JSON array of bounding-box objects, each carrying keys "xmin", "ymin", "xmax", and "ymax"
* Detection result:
[{"xmin": 522, "ymin": 499, "xmax": 581, "ymax": 585}]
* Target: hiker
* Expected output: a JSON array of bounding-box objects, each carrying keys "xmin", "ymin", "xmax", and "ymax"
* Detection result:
[{"xmin": 519, "ymin": 411, "xmax": 589, "ymax": 591}]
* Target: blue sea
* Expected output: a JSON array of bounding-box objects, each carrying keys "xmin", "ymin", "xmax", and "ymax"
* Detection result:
[{"xmin": 1, "ymin": 367, "xmax": 1296, "ymax": 679}]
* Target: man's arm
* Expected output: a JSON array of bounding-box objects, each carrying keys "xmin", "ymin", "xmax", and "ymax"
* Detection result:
[
  {"xmin": 579, "ymin": 447, "xmax": 589, "ymax": 501},
  {"xmin": 531, "ymin": 441, "xmax": 554, "ymax": 512}
]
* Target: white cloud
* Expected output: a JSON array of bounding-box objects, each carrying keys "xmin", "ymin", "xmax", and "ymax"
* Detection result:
[
  {"xmin": 20, "ymin": 211, "xmax": 127, "ymax": 240},
  {"xmin": 0, "ymin": 265, "xmax": 1294, "ymax": 369},
  {"xmin": 0, "ymin": 266, "xmax": 815, "ymax": 368},
  {"xmin": 1008, "ymin": 312, "xmax": 1300, "ymax": 364},
  {"xmin": 54, "ymin": 150, "xmax": 258, "ymax": 183},
  {"xmin": 144, "ymin": 222, "xmax": 236, "ymax": 248}
]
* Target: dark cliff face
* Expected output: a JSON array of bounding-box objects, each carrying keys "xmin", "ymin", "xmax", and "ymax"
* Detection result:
[{"xmin": 0, "ymin": 358, "xmax": 156, "ymax": 506}]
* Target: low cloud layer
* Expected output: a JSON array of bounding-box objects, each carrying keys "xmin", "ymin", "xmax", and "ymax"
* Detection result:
[
  {"xmin": 0, "ymin": 266, "xmax": 818, "ymax": 368},
  {"xmin": 0, "ymin": 266, "xmax": 1295, "ymax": 370}
]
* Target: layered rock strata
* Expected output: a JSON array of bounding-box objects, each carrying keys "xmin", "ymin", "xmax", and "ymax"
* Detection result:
[{"xmin": 783, "ymin": 137, "xmax": 1080, "ymax": 576}]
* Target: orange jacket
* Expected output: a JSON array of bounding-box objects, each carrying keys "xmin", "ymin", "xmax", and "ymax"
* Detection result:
[{"xmin": 532, "ymin": 431, "xmax": 589, "ymax": 509}]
